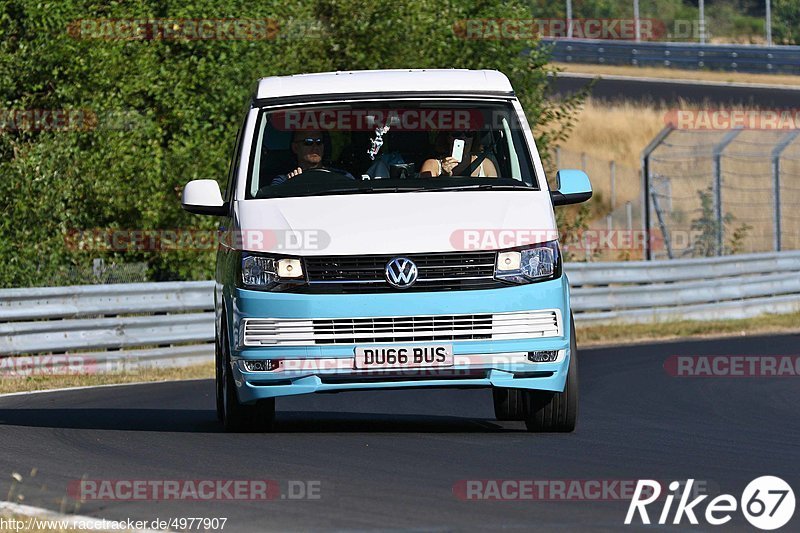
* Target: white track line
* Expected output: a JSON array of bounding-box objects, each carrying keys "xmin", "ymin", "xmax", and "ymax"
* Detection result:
[
  {"xmin": 553, "ymin": 70, "xmax": 800, "ymax": 91},
  {"xmin": 0, "ymin": 501, "xmax": 163, "ymax": 532}
]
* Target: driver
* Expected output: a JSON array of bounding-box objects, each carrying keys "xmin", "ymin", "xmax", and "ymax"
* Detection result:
[{"xmin": 271, "ymin": 130, "xmax": 353, "ymax": 185}]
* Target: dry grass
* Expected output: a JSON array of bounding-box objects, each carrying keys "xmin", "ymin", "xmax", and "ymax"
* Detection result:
[
  {"xmin": 577, "ymin": 311, "xmax": 800, "ymax": 347},
  {"xmin": 562, "ymin": 99, "xmax": 666, "ymax": 170},
  {"xmin": 556, "ymin": 98, "xmax": 666, "ymax": 206},
  {"xmin": 554, "ymin": 62, "xmax": 800, "ymax": 87},
  {"xmin": 0, "ymin": 362, "xmax": 214, "ymax": 395}
]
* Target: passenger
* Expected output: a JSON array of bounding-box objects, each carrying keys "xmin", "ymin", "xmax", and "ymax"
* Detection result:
[{"xmin": 420, "ymin": 131, "xmax": 497, "ymax": 178}]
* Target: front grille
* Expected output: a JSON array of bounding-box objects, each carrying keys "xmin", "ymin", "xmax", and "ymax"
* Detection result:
[
  {"xmin": 242, "ymin": 310, "xmax": 561, "ymax": 346},
  {"xmin": 293, "ymin": 251, "xmax": 506, "ymax": 293}
]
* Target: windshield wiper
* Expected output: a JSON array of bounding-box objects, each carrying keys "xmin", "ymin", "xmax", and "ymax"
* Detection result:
[
  {"xmin": 432, "ymin": 184, "xmax": 532, "ymax": 191},
  {"xmin": 308, "ymin": 186, "xmax": 428, "ymax": 196}
]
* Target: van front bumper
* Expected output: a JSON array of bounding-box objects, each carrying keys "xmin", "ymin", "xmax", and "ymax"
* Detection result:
[{"xmin": 227, "ymin": 276, "xmax": 572, "ymax": 402}]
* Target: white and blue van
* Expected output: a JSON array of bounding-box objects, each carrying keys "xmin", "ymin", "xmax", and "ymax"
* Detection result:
[{"xmin": 182, "ymin": 69, "xmax": 592, "ymax": 432}]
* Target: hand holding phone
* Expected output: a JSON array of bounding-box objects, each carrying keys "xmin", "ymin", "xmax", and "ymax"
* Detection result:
[{"xmin": 451, "ymin": 139, "xmax": 465, "ymax": 163}]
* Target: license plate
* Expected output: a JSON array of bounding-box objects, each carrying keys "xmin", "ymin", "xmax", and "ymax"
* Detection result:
[{"xmin": 354, "ymin": 345, "xmax": 454, "ymax": 370}]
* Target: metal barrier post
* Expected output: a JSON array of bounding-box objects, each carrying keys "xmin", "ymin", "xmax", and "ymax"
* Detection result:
[
  {"xmin": 771, "ymin": 130, "xmax": 800, "ymax": 251},
  {"xmin": 640, "ymin": 126, "xmax": 673, "ymax": 260},
  {"xmin": 649, "ymin": 177, "xmax": 674, "ymax": 259},
  {"xmin": 712, "ymin": 129, "xmax": 742, "ymax": 256},
  {"xmin": 610, "ymin": 160, "xmax": 616, "ymax": 209},
  {"xmin": 626, "ymin": 201, "xmax": 633, "ymax": 232}
]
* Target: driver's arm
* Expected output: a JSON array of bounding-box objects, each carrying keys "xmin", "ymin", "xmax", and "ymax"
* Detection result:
[
  {"xmin": 271, "ymin": 167, "xmax": 303, "ymax": 185},
  {"xmin": 270, "ymin": 174, "xmax": 289, "ymax": 186}
]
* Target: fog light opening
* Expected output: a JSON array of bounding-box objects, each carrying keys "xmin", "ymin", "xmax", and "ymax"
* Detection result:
[
  {"xmin": 527, "ymin": 350, "xmax": 558, "ymax": 363},
  {"xmin": 243, "ymin": 359, "xmax": 281, "ymax": 372}
]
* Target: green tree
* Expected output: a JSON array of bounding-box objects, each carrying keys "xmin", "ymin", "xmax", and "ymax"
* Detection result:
[{"xmin": 773, "ymin": 0, "xmax": 800, "ymax": 44}]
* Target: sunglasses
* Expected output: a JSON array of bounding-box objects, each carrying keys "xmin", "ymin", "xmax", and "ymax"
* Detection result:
[{"xmin": 297, "ymin": 137, "xmax": 323, "ymax": 146}]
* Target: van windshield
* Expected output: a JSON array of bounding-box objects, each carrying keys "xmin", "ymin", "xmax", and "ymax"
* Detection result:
[{"xmin": 245, "ymin": 100, "xmax": 539, "ymax": 199}]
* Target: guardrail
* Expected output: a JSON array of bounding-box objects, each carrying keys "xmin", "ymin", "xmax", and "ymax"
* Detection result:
[
  {"xmin": 543, "ymin": 38, "xmax": 800, "ymax": 74},
  {"xmin": 2, "ymin": 251, "xmax": 799, "ymax": 370},
  {"xmin": 0, "ymin": 281, "xmax": 215, "ymax": 373},
  {"xmin": 568, "ymin": 251, "xmax": 800, "ymax": 323}
]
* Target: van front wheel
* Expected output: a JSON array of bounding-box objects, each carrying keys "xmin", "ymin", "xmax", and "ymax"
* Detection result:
[
  {"xmin": 523, "ymin": 316, "xmax": 578, "ymax": 432},
  {"xmin": 219, "ymin": 324, "xmax": 275, "ymax": 432},
  {"xmin": 492, "ymin": 388, "xmax": 526, "ymax": 421}
]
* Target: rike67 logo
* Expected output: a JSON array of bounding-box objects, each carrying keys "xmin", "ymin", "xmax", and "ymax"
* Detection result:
[{"xmin": 626, "ymin": 477, "xmax": 795, "ymax": 530}]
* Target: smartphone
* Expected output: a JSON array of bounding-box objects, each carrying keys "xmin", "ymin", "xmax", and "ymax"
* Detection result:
[{"xmin": 451, "ymin": 139, "xmax": 465, "ymax": 163}]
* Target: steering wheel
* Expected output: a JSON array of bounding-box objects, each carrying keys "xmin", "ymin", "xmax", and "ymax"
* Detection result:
[
  {"xmin": 255, "ymin": 167, "xmax": 356, "ymax": 197},
  {"xmin": 283, "ymin": 167, "xmax": 354, "ymax": 185}
]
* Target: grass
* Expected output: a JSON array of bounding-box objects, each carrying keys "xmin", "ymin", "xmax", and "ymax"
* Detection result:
[
  {"xmin": 554, "ymin": 62, "xmax": 800, "ymax": 87},
  {"xmin": 556, "ymin": 98, "xmax": 665, "ymax": 205},
  {"xmin": 577, "ymin": 311, "xmax": 800, "ymax": 347},
  {"xmin": 0, "ymin": 362, "xmax": 214, "ymax": 395}
]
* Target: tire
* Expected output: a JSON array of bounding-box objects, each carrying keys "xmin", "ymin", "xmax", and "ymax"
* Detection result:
[
  {"xmin": 492, "ymin": 388, "xmax": 526, "ymax": 421},
  {"xmin": 219, "ymin": 322, "xmax": 275, "ymax": 433},
  {"xmin": 523, "ymin": 315, "xmax": 578, "ymax": 432},
  {"xmin": 215, "ymin": 331, "xmax": 224, "ymax": 422}
]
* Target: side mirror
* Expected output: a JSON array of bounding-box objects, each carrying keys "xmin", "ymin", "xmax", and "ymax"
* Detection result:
[
  {"xmin": 181, "ymin": 179, "xmax": 228, "ymax": 216},
  {"xmin": 550, "ymin": 169, "xmax": 593, "ymax": 206}
]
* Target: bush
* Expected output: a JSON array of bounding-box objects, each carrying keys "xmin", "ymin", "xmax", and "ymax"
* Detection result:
[{"xmin": 773, "ymin": 0, "xmax": 800, "ymax": 44}]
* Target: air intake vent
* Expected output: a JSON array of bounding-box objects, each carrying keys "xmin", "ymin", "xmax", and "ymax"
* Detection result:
[{"xmin": 242, "ymin": 310, "xmax": 560, "ymax": 346}]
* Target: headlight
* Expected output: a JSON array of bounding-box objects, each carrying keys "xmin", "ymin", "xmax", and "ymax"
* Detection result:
[
  {"xmin": 494, "ymin": 240, "xmax": 560, "ymax": 284},
  {"xmin": 241, "ymin": 253, "xmax": 304, "ymax": 290}
]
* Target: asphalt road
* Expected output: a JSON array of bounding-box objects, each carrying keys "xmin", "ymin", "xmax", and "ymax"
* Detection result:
[
  {"xmin": 1, "ymin": 333, "xmax": 798, "ymax": 532},
  {"xmin": 551, "ymin": 73, "xmax": 800, "ymax": 107}
]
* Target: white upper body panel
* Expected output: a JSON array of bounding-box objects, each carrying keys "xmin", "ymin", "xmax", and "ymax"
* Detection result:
[
  {"xmin": 255, "ymin": 69, "xmax": 514, "ymax": 101},
  {"xmin": 233, "ymin": 190, "xmax": 557, "ymax": 256}
]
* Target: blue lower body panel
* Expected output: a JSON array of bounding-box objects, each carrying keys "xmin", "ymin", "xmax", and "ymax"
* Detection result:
[{"xmin": 226, "ymin": 276, "xmax": 572, "ymax": 403}]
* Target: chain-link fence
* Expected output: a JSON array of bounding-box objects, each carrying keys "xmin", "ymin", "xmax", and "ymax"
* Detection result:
[
  {"xmin": 56, "ymin": 259, "xmax": 149, "ymax": 286},
  {"xmin": 643, "ymin": 127, "xmax": 800, "ymax": 260},
  {"xmin": 551, "ymin": 147, "xmax": 645, "ymax": 261}
]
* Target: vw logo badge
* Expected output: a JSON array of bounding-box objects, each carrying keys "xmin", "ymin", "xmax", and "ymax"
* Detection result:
[{"xmin": 385, "ymin": 257, "xmax": 418, "ymax": 289}]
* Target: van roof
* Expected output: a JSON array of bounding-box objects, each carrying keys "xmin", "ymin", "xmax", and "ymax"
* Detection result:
[{"xmin": 255, "ymin": 69, "xmax": 513, "ymax": 101}]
